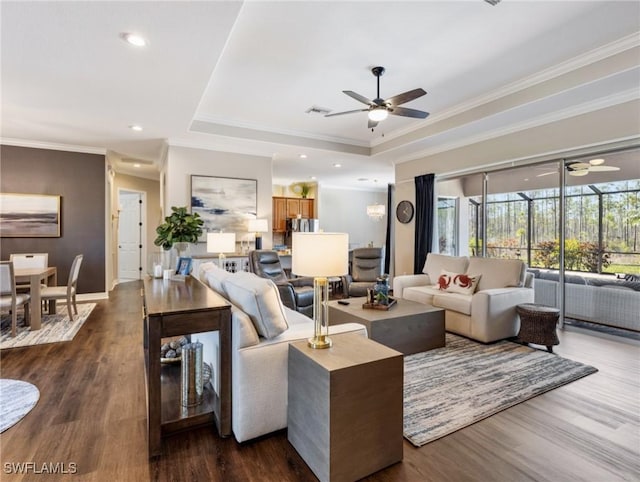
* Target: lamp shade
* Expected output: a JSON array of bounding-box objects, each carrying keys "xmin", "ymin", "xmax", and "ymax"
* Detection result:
[
  {"xmin": 248, "ymin": 218, "xmax": 269, "ymax": 233},
  {"xmin": 292, "ymin": 232, "xmax": 348, "ymax": 277},
  {"xmin": 207, "ymin": 232, "xmax": 236, "ymax": 253}
]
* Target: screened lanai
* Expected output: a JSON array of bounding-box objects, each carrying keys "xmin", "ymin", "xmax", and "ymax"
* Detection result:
[{"xmin": 436, "ymin": 145, "xmax": 640, "ymax": 335}]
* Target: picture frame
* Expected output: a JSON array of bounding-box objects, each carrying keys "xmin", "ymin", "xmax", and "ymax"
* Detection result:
[
  {"xmin": 176, "ymin": 257, "xmax": 193, "ymax": 276},
  {"xmin": 0, "ymin": 193, "xmax": 61, "ymax": 237},
  {"xmin": 191, "ymin": 175, "xmax": 257, "ymax": 240}
]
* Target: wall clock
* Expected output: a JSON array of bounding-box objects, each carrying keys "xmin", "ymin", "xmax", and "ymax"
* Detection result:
[{"xmin": 396, "ymin": 200, "xmax": 414, "ymax": 224}]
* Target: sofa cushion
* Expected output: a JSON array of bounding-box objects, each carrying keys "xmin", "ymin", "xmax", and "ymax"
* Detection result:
[
  {"xmin": 437, "ymin": 270, "xmax": 481, "ymax": 295},
  {"xmin": 223, "ymin": 272, "xmax": 289, "ymax": 339},
  {"xmin": 231, "ymin": 304, "xmax": 261, "ymax": 349},
  {"xmin": 200, "ymin": 262, "xmax": 232, "ymax": 297},
  {"xmin": 403, "ymin": 285, "xmax": 441, "ymax": 305},
  {"xmin": 433, "ymin": 292, "xmax": 472, "ymax": 315},
  {"xmin": 423, "ymin": 253, "xmax": 469, "ymax": 284},
  {"xmin": 467, "ymin": 257, "xmax": 525, "ymax": 291}
]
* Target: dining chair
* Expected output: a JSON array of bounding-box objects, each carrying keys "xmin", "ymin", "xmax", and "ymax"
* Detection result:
[
  {"xmin": 0, "ymin": 261, "xmax": 31, "ymax": 337},
  {"xmin": 40, "ymin": 254, "xmax": 83, "ymax": 321},
  {"xmin": 9, "ymin": 253, "xmax": 49, "ymax": 292}
]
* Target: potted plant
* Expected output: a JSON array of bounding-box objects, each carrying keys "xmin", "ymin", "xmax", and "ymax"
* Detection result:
[{"xmin": 154, "ymin": 206, "xmax": 204, "ymax": 258}]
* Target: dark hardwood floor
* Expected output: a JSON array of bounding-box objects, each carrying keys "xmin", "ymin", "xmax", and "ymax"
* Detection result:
[{"xmin": 1, "ymin": 281, "xmax": 638, "ymax": 481}]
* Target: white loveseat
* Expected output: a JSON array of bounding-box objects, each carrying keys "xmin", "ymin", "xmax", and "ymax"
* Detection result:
[
  {"xmin": 393, "ymin": 254, "xmax": 534, "ymax": 343},
  {"xmin": 194, "ymin": 262, "xmax": 367, "ymax": 443}
]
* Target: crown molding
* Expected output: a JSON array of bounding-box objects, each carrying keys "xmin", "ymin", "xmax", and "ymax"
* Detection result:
[
  {"xmin": 393, "ymin": 88, "xmax": 640, "ymax": 165},
  {"xmin": 372, "ymin": 32, "xmax": 640, "ymax": 148},
  {"xmin": 192, "ymin": 114, "xmax": 370, "ymax": 148},
  {"xmin": 0, "ymin": 138, "xmax": 106, "ymax": 155}
]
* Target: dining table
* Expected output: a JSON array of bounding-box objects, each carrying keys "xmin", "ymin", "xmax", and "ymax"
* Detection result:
[{"xmin": 14, "ymin": 266, "xmax": 57, "ymax": 331}]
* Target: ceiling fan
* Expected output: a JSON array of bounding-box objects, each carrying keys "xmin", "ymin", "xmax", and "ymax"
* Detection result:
[
  {"xmin": 325, "ymin": 66, "xmax": 429, "ymax": 129},
  {"xmin": 536, "ymin": 158, "xmax": 621, "ymax": 177},
  {"xmin": 566, "ymin": 158, "xmax": 620, "ymax": 177}
]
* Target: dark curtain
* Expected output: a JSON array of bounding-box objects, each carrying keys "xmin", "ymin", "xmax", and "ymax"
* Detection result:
[
  {"xmin": 414, "ymin": 173, "xmax": 435, "ymax": 274},
  {"xmin": 384, "ymin": 184, "xmax": 393, "ymax": 273}
]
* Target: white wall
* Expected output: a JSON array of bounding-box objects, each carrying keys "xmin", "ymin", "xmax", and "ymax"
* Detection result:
[
  {"xmin": 165, "ymin": 145, "xmax": 273, "ymax": 255},
  {"xmin": 317, "ymin": 186, "xmax": 387, "ymax": 249}
]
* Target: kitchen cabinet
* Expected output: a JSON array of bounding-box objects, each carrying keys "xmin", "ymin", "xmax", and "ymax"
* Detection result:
[{"xmin": 273, "ymin": 197, "xmax": 314, "ymax": 232}]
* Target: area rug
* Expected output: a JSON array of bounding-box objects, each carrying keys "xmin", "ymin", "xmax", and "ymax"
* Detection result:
[
  {"xmin": 0, "ymin": 379, "xmax": 40, "ymax": 432},
  {"xmin": 0, "ymin": 303, "xmax": 95, "ymax": 349},
  {"xmin": 403, "ymin": 333, "xmax": 598, "ymax": 447}
]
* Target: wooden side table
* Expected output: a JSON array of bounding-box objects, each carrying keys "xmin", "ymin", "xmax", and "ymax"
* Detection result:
[
  {"xmin": 288, "ymin": 332, "xmax": 403, "ymax": 482},
  {"xmin": 143, "ymin": 276, "xmax": 232, "ymax": 457},
  {"xmin": 516, "ymin": 303, "xmax": 560, "ymax": 353}
]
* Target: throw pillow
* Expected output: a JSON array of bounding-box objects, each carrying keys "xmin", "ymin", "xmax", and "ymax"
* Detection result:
[
  {"xmin": 223, "ymin": 272, "xmax": 289, "ymax": 339},
  {"xmin": 437, "ymin": 270, "xmax": 481, "ymax": 295}
]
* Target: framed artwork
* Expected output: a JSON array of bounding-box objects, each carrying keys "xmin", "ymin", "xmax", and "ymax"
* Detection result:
[
  {"xmin": 0, "ymin": 193, "xmax": 61, "ymax": 237},
  {"xmin": 176, "ymin": 257, "xmax": 193, "ymax": 275},
  {"xmin": 190, "ymin": 175, "xmax": 257, "ymax": 239}
]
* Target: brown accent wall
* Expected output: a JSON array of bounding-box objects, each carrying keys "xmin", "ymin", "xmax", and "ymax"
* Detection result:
[{"xmin": 0, "ymin": 145, "xmax": 106, "ymax": 293}]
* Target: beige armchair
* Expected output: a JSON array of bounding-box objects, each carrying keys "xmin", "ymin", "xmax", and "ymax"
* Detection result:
[{"xmin": 0, "ymin": 261, "xmax": 31, "ymax": 337}]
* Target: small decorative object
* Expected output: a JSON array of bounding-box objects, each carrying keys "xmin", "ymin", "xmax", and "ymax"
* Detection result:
[
  {"xmin": 176, "ymin": 257, "xmax": 193, "ymax": 275},
  {"xmin": 148, "ymin": 252, "xmax": 165, "ymax": 278},
  {"xmin": 374, "ymin": 275, "xmax": 390, "ymax": 305},
  {"xmin": 160, "ymin": 335, "xmax": 190, "ymax": 363},
  {"xmin": 203, "ymin": 362, "xmax": 213, "ymax": 387},
  {"xmin": 181, "ymin": 341, "xmax": 204, "ymax": 407},
  {"xmin": 291, "ymin": 182, "xmax": 310, "ymax": 199}
]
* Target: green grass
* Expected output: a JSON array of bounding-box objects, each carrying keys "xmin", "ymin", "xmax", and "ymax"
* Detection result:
[{"xmin": 604, "ymin": 264, "xmax": 640, "ymax": 275}]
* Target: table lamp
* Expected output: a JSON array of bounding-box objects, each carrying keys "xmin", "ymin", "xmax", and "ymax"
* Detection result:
[
  {"xmin": 207, "ymin": 232, "xmax": 236, "ymax": 269},
  {"xmin": 248, "ymin": 219, "xmax": 269, "ymax": 249},
  {"xmin": 292, "ymin": 232, "xmax": 348, "ymax": 349}
]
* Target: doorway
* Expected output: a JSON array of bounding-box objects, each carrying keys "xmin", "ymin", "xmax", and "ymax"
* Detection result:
[{"xmin": 117, "ymin": 189, "xmax": 146, "ymax": 281}]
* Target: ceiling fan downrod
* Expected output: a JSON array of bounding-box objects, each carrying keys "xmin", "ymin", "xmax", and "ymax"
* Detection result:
[{"xmin": 372, "ymin": 66, "xmax": 385, "ymax": 103}]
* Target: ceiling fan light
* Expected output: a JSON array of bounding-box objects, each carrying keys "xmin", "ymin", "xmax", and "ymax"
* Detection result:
[
  {"xmin": 589, "ymin": 158, "xmax": 605, "ymax": 166},
  {"xmin": 368, "ymin": 108, "xmax": 388, "ymax": 122}
]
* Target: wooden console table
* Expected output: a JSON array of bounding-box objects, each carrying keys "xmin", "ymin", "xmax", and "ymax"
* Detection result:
[{"xmin": 142, "ymin": 276, "xmax": 232, "ymax": 457}]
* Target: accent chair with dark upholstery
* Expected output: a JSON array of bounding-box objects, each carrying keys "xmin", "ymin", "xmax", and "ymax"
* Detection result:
[
  {"xmin": 248, "ymin": 250, "xmax": 315, "ymax": 317},
  {"xmin": 345, "ymin": 247, "xmax": 384, "ymax": 297}
]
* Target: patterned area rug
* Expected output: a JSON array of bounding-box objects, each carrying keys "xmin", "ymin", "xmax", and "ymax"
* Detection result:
[
  {"xmin": 0, "ymin": 303, "xmax": 95, "ymax": 349},
  {"xmin": 0, "ymin": 379, "xmax": 40, "ymax": 432},
  {"xmin": 404, "ymin": 333, "xmax": 598, "ymax": 447}
]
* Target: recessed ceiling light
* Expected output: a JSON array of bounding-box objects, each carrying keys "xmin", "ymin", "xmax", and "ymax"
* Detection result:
[
  {"xmin": 299, "ymin": 154, "xmax": 307, "ymax": 159},
  {"xmin": 133, "ymin": 163, "xmax": 141, "ymax": 168},
  {"xmin": 589, "ymin": 158, "xmax": 605, "ymax": 165},
  {"xmin": 357, "ymin": 178, "xmax": 369, "ymax": 182},
  {"xmin": 121, "ymin": 33, "xmax": 147, "ymax": 47},
  {"xmin": 310, "ymin": 176, "xmax": 317, "ymax": 180},
  {"xmin": 333, "ymin": 163, "xmax": 341, "ymax": 168},
  {"xmin": 129, "ymin": 125, "xmax": 143, "ymax": 132}
]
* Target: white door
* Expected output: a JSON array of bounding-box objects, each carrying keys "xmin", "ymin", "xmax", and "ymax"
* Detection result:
[{"xmin": 118, "ymin": 191, "xmax": 142, "ymax": 280}]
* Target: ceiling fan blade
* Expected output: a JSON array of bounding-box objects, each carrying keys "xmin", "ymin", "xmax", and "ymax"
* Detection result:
[
  {"xmin": 568, "ymin": 162, "xmax": 590, "ymax": 170},
  {"xmin": 368, "ymin": 119, "xmax": 379, "ymax": 129},
  {"xmin": 536, "ymin": 171, "xmax": 557, "ymax": 177},
  {"xmin": 569, "ymin": 169, "xmax": 589, "ymax": 177},
  {"xmin": 390, "ymin": 106, "xmax": 429, "ymax": 119},
  {"xmin": 588, "ymin": 165, "xmax": 620, "ymax": 172},
  {"xmin": 385, "ymin": 88, "xmax": 427, "ymax": 106},
  {"xmin": 343, "ymin": 90, "xmax": 373, "ymax": 106},
  {"xmin": 325, "ymin": 108, "xmax": 369, "ymax": 117}
]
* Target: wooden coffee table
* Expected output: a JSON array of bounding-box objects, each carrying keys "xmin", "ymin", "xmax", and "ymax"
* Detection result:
[{"xmin": 328, "ymin": 297, "xmax": 445, "ymax": 355}]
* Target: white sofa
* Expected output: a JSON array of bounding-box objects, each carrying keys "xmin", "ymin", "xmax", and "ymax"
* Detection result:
[
  {"xmin": 393, "ymin": 254, "xmax": 534, "ymax": 343},
  {"xmin": 193, "ymin": 262, "xmax": 367, "ymax": 443}
]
